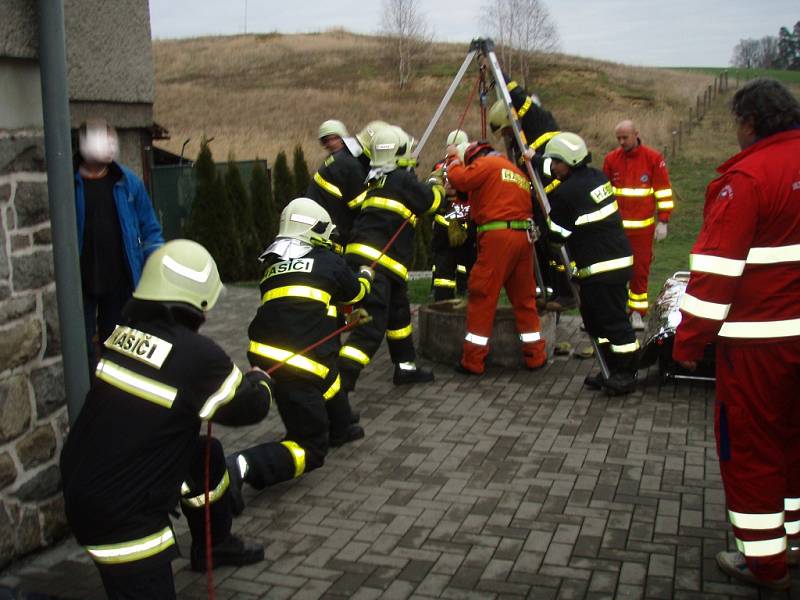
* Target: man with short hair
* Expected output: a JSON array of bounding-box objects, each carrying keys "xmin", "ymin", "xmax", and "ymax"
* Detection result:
[
  {"xmin": 603, "ymin": 120, "xmax": 674, "ymax": 329},
  {"xmin": 307, "ymin": 119, "xmax": 368, "ymax": 248},
  {"xmin": 673, "ymin": 78, "xmax": 800, "ymax": 592}
]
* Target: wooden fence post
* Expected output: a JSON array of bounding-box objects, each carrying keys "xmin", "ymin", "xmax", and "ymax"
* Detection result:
[
  {"xmin": 671, "ymin": 130, "xmax": 677, "ymax": 158},
  {"xmin": 696, "ymin": 95, "xmax": 701, "ymax": 120},
  {"xmin": 688, "ymin": 107, "xmax": 693, "ymax": 131},
  {"xmin": 678, "ymin": 120, "xmax": 683, "ymax": 150}
]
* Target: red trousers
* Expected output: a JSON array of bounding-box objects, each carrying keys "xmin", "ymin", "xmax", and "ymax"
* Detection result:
[
  {"xmin": 624, "ymin": 227, "xmax": 654, "ymax": 315},
  {"xmin": 715, "ymin": 339, "xmax": 800, "ymax": 581},
  {"xmin": 461, "ymin": 229, "xmax": 545, "ymax": 373}
]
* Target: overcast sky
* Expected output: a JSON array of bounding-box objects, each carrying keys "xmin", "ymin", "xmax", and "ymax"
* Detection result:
[{"xmin": 149, "ymin": 1, "xmax": 797, "ymax": 68}]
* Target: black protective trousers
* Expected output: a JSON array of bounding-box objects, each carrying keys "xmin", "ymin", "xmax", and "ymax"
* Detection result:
[
  {"xmin": 578, "ymin": 277, "xmax": 638, "ymax": 373},
  {"xmin": 239, "ymin": 375, "xmax": 333, "ymax": 489},
  {"xmin": 338, "ymin": 271, "xmax": 416, "ymax": 390},
  {"xmin": 97, "ymin": 436, "xmax": 233, "ymax": 600}
]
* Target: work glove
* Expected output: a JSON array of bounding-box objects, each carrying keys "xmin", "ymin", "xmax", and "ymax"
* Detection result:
[
  {"xmin": 654, "ymin": 221, "xmax": 668, "ymax": 242},
  {"xmin": 358, "ymin": 265, "xmax": 374, "ymax": 284},
  {"xmin": 346, "ymin": 307, "xmax": 372, "ymax": 326},
  {"xmin": 247, "ymin": 367, "xmax": 275, "ymax": 405}
]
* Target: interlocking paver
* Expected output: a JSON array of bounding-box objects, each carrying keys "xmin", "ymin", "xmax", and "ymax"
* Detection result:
[{"xmin": 4, "ymin": 287, "xmax": 800, "ymax": 599}]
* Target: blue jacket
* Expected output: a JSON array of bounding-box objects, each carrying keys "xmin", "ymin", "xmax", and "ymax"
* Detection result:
[{"xmin": 75, "ymin": 162, "xmax": 164, "ymax": 286}]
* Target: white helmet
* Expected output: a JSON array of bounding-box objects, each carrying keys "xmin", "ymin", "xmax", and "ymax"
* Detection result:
[
  {"xmin": 369, "ymin": 127, "xmax": 402, "ymax": 172},
  {"xmin": 278, "ymin": 197, "xmax": 335, "ymax": 246},
  {"xmin": 133, "ymin": 240, "xmax": 222, "ymax": 312},
  {"xmin": 319, "ymin": 119, "xmax": 348, "ymax": 140},
  {"xmin": 393, "ymin": 126, "xmax": 417, "ymax": 168},
  {"xmin": 356, "ymin": 120, "xmax": 391, "ymax": 159},
  {"xmin": 446, "ymin": 129, "xmax": 469, "ymax": 146},
  {"xmin": 543, "ymin": 132, "xmax": 590, "ymax": 167}
]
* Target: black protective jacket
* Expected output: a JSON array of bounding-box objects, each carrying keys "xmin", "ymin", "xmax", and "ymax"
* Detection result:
[
  {"xmin": 547, "ymin": 166, "xmax": 633, "ymax": 284},
  {"xmin": 345, "ymin": 169, "xmax": 443, "ymax": 281},
  {"xmin": 61, "ymin": 303, "xmax": 271, "ymax": 560},
  {"xmin": 248, "ymin": 246, "xmax": 370, "ymax": 383},
  {"xmin": 306, "ymin": 148, "xmax": 367, "ymax": 245}
]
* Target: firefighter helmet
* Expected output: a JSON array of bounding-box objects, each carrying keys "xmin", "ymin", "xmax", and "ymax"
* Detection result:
[
  {"xmin": 356, "ymin": 120, "xmax": 391, "ymax": 159},
  {"xmin": 278, "ymin": 197, "xmax": 335, "ymax": 246},
  {"xmin": 446, "ymin": 129, "xmax": 469, "ymax": 146},
  {"xmin": 318, "ymin": 119, "xmax": 348, "ymax": 140},
  {"xmin": 464, "ymin": 141, "xmax": 494, "ymax": 165},
  {"xmin": 393, "ymin": 126, "xmax": 417, "ymax": 168},
  {"xmin": 133, "ymin": 239, "xmax": 223, "ymax": 312},
  {"xmin": 543, "ymin": 132, "xmax": 590, "ymax": 167},
  {"xmin": 369, "ymin": 127, "xmax": 401, "ymax": 172},
  {"xmin": 488, "ymin": 99, "xmax": 510, "ymax": 134}
]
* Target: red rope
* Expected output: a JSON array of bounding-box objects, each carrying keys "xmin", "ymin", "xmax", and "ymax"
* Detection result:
[{"xmin": 456, "ymin": 74, "xmax": 482, "ymax": 135}]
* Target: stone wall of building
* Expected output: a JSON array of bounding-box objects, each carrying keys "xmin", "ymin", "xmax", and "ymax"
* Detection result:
[{"xmin": 0, "ymin": 129, "xmax": 69, "ymax": 569}]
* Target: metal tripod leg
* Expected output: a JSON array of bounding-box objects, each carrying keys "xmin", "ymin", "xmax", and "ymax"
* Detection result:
[
  {"xmin": 478, "ymin": 40, "xmax": 611, "ymax": 379},
  {"xmin": 412, "ymin": 49, "xmax": 477, "ymax": 160}
]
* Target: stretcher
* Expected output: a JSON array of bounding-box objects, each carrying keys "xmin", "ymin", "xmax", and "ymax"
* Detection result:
[{"xmin": 639, "ymin": 271, "xmax": 716, "ymax": 382}]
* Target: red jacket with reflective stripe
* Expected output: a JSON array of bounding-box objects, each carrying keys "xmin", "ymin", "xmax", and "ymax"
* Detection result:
[
  {"xmin": 447, "ymin": 154, "xmax": 531, "ymax": 225},
  {"xmin": 673, "ymin": 128, "xmax": 800, "ymax": 361},
  {"xmin": 603, "ymin": 142, "xmax": 673, "ymax": 226}
]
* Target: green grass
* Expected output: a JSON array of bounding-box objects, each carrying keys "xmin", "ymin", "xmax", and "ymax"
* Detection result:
[{"xmin": 674, "ymin": 67, "xmax": 800, "ymax": 86}]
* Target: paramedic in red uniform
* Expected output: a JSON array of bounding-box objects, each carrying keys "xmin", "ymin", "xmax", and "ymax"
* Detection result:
[
  {"xmin": 603, "ymin": 120, "xmax": 674, "ymax": 330},
  {"xmin": 673, "ymin": 78, "xmax": 800, "ymax": 592},
  {"xmin": 445, "ymin": 141, "xmax": 546, "ymax": 375}
]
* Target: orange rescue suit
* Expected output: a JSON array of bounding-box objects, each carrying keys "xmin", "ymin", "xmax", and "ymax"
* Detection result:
[{"xmin": 447, "ymin": 153, "xmax": 546, "ymax": 373}]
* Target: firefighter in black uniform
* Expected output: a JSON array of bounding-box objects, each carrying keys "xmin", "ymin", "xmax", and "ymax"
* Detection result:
[
  {"xmin": 60, "ymin": 239, "xmax": 274, "ymax": 599},
  {"xmin": 339, "ymin": 126, "xmax": 444, "ymax": 389},
  {"xmin": 227, "ymin": 197, "xmax": 373, "ymax": 502},
  {"xmin": 489, "ymin": 74, "xmax": 576, "ymax": 311},
  {"xmin": 430, "ymin": 130, "xmax": 476, "ymax": 301},
  {"xmin": 541, "ymin": 132, "xmax": 639, "ymax": 395},
  {"xmin": 307, "ymin": 119, "xmax": 368, "ymax": 249}
]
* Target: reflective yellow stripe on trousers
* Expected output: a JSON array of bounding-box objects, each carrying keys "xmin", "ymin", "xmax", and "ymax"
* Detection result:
[
  {"xmin": 345, "ymin": 243, "xmax": 408, "ymax": 280},
  {"xmin": 181, "ymin": 471, "xmax": 230, "ymax": 508},
  {"xmin": 86, "ymin": 526, "xmax": 175, "ymax": 565},
  {"xmin": 248, "ymin": 341, "xmax": 329, "ymax": 378}
]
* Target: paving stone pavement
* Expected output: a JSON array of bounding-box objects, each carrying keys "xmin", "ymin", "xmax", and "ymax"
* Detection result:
[{"xmin": 2, "ymin": 286, "xmax": 798, "ymax": 599}]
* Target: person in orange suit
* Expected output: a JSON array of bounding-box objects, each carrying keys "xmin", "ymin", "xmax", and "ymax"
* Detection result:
[{"xmin": 445, "ymin": 141, "xmax": 546, "ymax": 375}]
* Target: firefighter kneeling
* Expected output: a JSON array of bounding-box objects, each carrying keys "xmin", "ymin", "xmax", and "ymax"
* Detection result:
[
  {"xmin": 539, "ymin": 133, "xmax": 639, "ymax": 394},
  {"xmin": 227, "ymin": 198, "xmax": 371, "ymax": 506},
  {"xmin": 60, "ymin": 240, "xmax": 274, "ymax": 598}
]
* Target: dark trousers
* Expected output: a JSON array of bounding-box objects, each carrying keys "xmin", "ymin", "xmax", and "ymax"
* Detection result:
[
  {"xmin": 95, "ymin": 436, "xmax": 233, "ymax": 599},
  {"xmin": 239, "ymin": 376, "xmax": 329, "ymax": 489},
  {"xmin": 339, "ymin": 271, "xmax": 415, "ymax": 390},
  {"xmin": 99, "ymin": 561, "xmax": 175, "ymax": 600},
  {"xmin": 83, "ymin": 286, "xmax": 131, "ymax": 369},
  {"xmin": 578, "ymin": 276, "xmax": 638, "ymax": 373}
]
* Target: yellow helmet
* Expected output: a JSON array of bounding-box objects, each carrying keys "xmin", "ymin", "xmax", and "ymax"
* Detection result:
[
  {"xmin": 488, "ymin": 99, "xmax": 510, "ymax": 134},
  {"xmin": 318, "ymin": 119, "xmax": 348, "ymax": 140},
  {"xmin": 392, "ymin": 125, "xmax": 417, "ymax": 168},
  {"xmin": 446, "ymin": 129, "xmax": 469, "ymax": 146},
  {"xmin": 369, "ymin": 127, "xmax": 402, "ymax": 171},
  {"xmin": 356, "ymin": 120, "xmax": 391, "ymax": 159},
  {"xmin": 133, "ymin": 240, "xmax": 223, "ymax": 312},
  {"xmin": 543, "ymin": 132, "xmax": 590, "ymax": 167},
  {"xmin": 278, "ymin": 197, "xmax": 335, "ymax": 246}
]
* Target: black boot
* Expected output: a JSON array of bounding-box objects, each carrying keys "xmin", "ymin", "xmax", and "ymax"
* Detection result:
[
  {"xmin": 330, "ymin": 424, "xmax": 366, "ymax": 447},
  {"xmin": 583, "ymin": 371, "xmax": 604, "ymax": 390},
  {"xmin": 190, "ymin": 534, "xmax": 264, "ymax": 572},
  {"xmin": 225, "ymin": 454, "xmax": 245, "ymax": 517},
  {"xmin": 393, "ymin": 363, "xmax": 435, "ymax": 385},
  {"xmin": 603, "ymin": 371, "xmax": 637, "ymax": 396}
]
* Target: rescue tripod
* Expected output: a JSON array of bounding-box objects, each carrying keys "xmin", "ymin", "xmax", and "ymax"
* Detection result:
[{"xmin": 414, "ymin": 38, "xmax": 612, "ymax": 379}]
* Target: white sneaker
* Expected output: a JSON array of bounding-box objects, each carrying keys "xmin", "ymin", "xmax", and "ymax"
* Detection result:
[
  {"xmin": 630, "ymin": 312, "xmax": 645, "ymax": 331},
  {"xmin": 716, "ymin": 551, "xmax": 790, "ymax": 591}
]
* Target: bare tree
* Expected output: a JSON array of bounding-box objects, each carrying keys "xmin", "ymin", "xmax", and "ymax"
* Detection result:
[
  {"xmin": 731, "ymin": 36, "xmax": 781, "ymax": 69},
  {"xmin": 483, "ymin": 0, "xmax": 560, "ymax": 87},
  {"xmin": 380, "ymin": 0, "xmax": 432, "ymax": 89}
]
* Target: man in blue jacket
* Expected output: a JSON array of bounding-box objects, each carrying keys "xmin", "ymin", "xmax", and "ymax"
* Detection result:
[{"xmin": 75, "ymin": 119, "xmax": 164, "ymax": 367}]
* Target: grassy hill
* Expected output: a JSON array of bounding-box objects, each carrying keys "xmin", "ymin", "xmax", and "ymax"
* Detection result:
[
  {"xmin": 153, "ymin": 31, "xmax": 722, "ymax": 168},
  {"xmin": 152, "ymin": 30, "xmax": 798, "ymax": 304}
]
